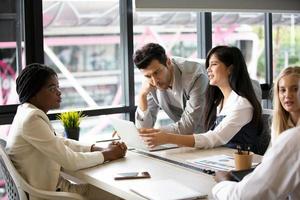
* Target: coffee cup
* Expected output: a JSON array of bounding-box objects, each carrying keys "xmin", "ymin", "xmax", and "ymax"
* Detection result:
[{"xmin": 234, "ymin": 151, "xmax": 253, "ymax": 170}]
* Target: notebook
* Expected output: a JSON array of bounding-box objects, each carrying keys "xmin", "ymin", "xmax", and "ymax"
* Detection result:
[
  {"xmin": 130, "ymin": 179, "xmax": 207, "ymax": 200},
  {"xmin": 110, "ymin": 118, "xmax": 177, "ymax": 152}
]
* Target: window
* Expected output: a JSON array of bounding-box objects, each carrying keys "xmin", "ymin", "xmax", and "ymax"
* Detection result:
[
  {"xmin": 43, "ymin": 0, "xmax": 124, "ymax": 111},
  {"xmin": 272, "ymin": 13, "xmax": 300, "ymax": 78},
  {"xmin": 1, "ymin": 0, "xmax": 291, "ymax": 128},
  {"xmin": 0, "ymin": 0, "xmax": 24, "ymax": 107},
  {"xmin": 133, "ymin": 11, "xmax": 197, "ymax": 58},
  {"xmin": 133, "ymin": 11, "xmax": 198, "ymax": 127},
  {"xmin": 212, "ymin": 12, "xmax": 266, "ymax": 83}
]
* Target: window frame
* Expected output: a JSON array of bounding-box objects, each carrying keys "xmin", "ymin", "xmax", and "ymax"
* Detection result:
[{"xmin": 0, "ymin": 0, "xmax": 277, "ymax": 126}]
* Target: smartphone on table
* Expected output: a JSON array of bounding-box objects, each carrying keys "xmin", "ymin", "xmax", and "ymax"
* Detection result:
[{"xmin": 114, "ymin": 171, "xmax": 151, "ymax": 180}]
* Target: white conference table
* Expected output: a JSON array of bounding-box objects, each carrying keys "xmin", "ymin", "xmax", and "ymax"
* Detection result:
[{"xmin": 64, "ymin": 147, "xmax": 261, "ymax": 200}]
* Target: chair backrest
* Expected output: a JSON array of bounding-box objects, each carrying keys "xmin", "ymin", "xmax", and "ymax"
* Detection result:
[
  {"xmin": 256, "ymin": 109, "xmax": 273, "ymax": 155},
  {"xmin": 0, "ymin": 139, "xmax": 28, "ymax": 200},
  {"xmin": 0, "ymin": 139, "xmax": 85, "ymax": 200}
]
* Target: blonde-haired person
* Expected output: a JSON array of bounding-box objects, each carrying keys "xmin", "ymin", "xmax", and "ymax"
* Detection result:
[
  {"xmin": 212, "ymin": 67, "xmax": 300, "ymax": 199},
  {"xmin": 271, "ymin": 66, "xmax": 300, "ymax": 143}
]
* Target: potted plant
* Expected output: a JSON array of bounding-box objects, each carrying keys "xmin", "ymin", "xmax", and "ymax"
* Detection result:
[{"xmin": 57, "ymin": 111, "xmax": 85, "ymax": 140}]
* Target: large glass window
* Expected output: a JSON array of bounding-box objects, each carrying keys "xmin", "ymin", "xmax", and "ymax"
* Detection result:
[
  {"xmin": 43, "ymin": 0, "xmax": 123, "ymax": 111},
  {"xmin": 272, "ymin": 13, "xmax": 300, "ymax": 78},
  {"xmin": 133, "ymin": 11, "xmax": 198, "ymax": 127},
  {"xmin": 133, "ymin": 12, "xmax": 197, "ymax": 58},
  {"xmin": 212, "ymin": 13, "xmax": 265, "ymax": 83},
  {"xmin": 0, "ymin": 1, "xmax": 23, "ymax": 107}
]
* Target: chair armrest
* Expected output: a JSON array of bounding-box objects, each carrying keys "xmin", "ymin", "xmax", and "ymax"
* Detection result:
[
  {"xmin": 19, "ymin": 178, "xmax": 86, "ymax": 200},
  {"xmin": 22, "ymin": 186, "xmax": 87, "ymax": 200}
]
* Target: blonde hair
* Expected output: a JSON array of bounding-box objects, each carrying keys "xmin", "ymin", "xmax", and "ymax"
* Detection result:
[{"xmin": 272, "ymin": 66, "xmax": 300, "ymax": 139}]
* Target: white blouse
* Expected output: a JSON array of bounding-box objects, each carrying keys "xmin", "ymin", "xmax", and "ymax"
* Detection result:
[{"xmin": 193, "ymin": 90, "xmax": 253, "ymax": 148}]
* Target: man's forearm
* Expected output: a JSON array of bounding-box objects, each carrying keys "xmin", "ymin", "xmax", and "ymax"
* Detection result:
[{"xmin": 138, "ymin": 93, "xmax": 148, "ymax": 111}]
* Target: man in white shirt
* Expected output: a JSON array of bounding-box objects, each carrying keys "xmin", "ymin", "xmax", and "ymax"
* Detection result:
[
  {"xmin": 213, "ymin": 124, "xmax": 300, "ymax": 199},
  {"xmin": 133, "ymin": 43, "xmax": 208, "ymax": 134}
]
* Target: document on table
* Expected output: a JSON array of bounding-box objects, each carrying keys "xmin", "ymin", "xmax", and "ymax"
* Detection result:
[
  {"xmin": 187, "ymin": 154, "xmax": 258, "ymax": 171},
  {"xmin": 187, "ymin": 154, "xmax": 235, "ymax": 171},
  {"xmin": 130, "ymin": 179, "xmax": 207, "ymax": 200}
]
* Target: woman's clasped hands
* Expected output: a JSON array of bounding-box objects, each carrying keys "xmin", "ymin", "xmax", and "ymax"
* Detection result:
[{"xmin": 93, "ymin": 141, "xmax": 127, "ymax": 162}]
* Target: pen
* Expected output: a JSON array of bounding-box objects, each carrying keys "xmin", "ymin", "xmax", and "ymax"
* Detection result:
[
  {"xmin": 112, "ymin": 128, "xmax": 121, "ymax": 139},
  {"xmin": 247, "ymin": 145, "xmax": 250, "ymax": 155},
  {"xmin": 237, "ymin": 145, "xmax": 242, "ymax": 154},
  {"xmin": 112, "ymin": 129, "xmax": 117, "ymax": 137}
]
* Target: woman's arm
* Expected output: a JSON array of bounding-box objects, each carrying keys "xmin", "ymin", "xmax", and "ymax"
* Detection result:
[
  {"xmin": 139, "ymin": 128, "xmax": 195, "ymax": 148},
  {"xmin": 194, "ymin": 101, "xmax": 253, "ymax": 149},
  {"xmin": 139, "ymin": 97, "xmax": 254, "ymax": 149},
  {"xmin": 168, "ymin": 133, "xmax": 195, "ymax": 147}
]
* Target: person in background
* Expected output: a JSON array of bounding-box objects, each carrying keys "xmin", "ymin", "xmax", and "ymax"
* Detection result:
[
  {"xmin": 271, "ymin": 66, "xmax": 300, "ymax": 144},
  {"xmin": 133, "ymin": 43, "xmax": 209, "ymax": 134},
  {"xmin": 6, "ymin": 63, "xmax": 127, "ymax": 200},
  {"xmin": 213, "ymin": 67, "xmax": 300, "ymax": 199},
  {"xmin": 139, "ymin": 46, "xmax": 263, "ymax": 154}
]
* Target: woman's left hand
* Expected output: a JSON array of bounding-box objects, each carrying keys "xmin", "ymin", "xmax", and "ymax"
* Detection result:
[
  {"xmin": 214, "ymin": 171, "xmax": 234, "ymax": 183},
  {"xmin": 139, "ymin": 128, "xmax": 168, "ymax": 148}
]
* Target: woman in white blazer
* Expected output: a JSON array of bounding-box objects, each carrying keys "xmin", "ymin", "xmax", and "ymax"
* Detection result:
[{"xmin": 6, "ymin": 63, "xmax": 127, "ymax": 200}]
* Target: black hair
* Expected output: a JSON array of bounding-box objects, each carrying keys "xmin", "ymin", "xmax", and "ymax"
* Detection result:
[
  {"xmin": 133, "ymin": 43, "xmax": 168, "ymax": 69},
  {"xmin": 16, "ymin": 63, "xmax": 57, "ymax": 103},
  {"xmin": 204, "ymin": 46, "xmax": 262, "ymax": 130}
]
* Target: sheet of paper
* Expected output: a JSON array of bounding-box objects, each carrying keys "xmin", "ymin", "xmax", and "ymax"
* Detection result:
[{"xmin": 130, "ymin": 179, "xmax": 207, "ymax": 200}]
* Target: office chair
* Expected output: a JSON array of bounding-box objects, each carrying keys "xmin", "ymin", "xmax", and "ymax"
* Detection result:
[
  {"xmin": 256, "ymin": 109, "xmax": 273, "ymax": 155},
  {"xmin": 0, "ymin": 139, "xmax": 86, "ymax": 200}
]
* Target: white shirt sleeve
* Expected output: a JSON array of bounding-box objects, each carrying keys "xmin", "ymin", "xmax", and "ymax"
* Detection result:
[
  {"xmin": 212, "ymin": 126, "xmax": 300, "ymax": 200},
  {"xmin": 194, "ymin": 95, "xmax": 253, "ymax": 148}
]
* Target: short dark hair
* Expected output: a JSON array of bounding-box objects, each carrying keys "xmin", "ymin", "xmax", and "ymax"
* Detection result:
[
  {"xmin": 133, "ymin": 43, "xmax": 168, "ymax": 69},
  {"xmin": 16, "ymin": 63, "xmax": 57, "ymax": 104},
  {"xmin": 204, "ymin": 46, "xmax": 262, "ymax": 130}
]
